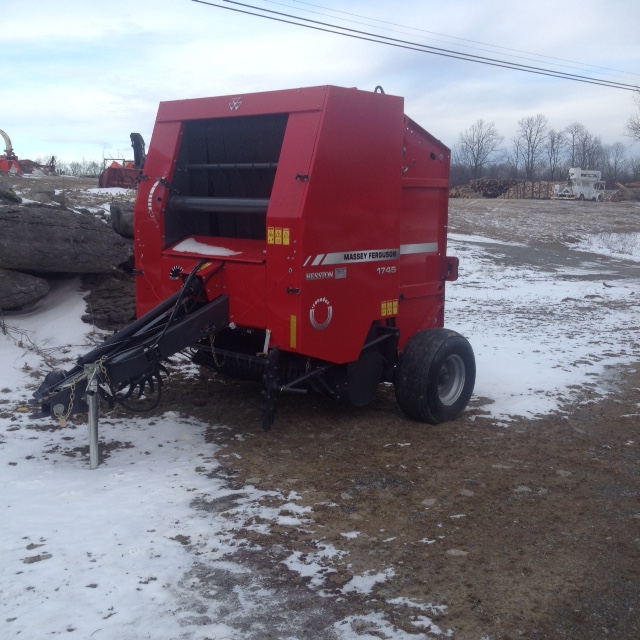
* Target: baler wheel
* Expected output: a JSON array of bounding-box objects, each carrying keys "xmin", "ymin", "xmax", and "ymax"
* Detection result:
[{"xmin": 394, "ymin": 329, "xmax": 475, "ymax": 424}]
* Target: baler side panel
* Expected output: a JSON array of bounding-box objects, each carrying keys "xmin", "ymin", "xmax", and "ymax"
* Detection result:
[
  {"xmin": 296, "ymin": 87, "xmax": 405, "ymax": 364},
  {"xmin": 397, "ymin": 117, "xmax": 451, "ymax": 349}
]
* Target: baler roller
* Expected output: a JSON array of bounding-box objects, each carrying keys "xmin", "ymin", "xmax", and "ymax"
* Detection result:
[
  {"xmin": 169, "ymin": 196, "xmax": 270, "ymax": 214},
  {"xmin": 184, "ymin": 162, "xmax": 278, "ymax": 171}
]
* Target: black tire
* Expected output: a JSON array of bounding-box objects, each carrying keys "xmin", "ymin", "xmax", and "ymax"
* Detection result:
[{"xmin": 394, "ymin": 329, "xmax": 475, "ymax": 424}]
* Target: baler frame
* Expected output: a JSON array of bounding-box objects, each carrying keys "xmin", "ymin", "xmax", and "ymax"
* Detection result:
[{"xmin": 34, "ymin": 85, "xmax": 475, "ymax": 434}]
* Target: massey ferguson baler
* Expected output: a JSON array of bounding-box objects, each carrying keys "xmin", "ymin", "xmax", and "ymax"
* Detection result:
[{"xmin": 34, "ymin": 85, "xmax": 475, "ymax": 430}]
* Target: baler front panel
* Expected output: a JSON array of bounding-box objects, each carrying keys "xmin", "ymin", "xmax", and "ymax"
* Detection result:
[
  {"xmin": 264, "ymin": 108, "xmax": 326, "ymax": 358},
  {"xmin": 161, "ymin": 237, "xmax": 268, "ymax": 329},
  {"xmin": 134, "ymin": 119, "xmax": 182, "ymax": 315}
]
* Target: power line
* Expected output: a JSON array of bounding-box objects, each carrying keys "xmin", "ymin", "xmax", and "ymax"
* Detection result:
[
  {"xmin": 285, "ymin": 0, "xmax": 640, "ymax": 83},
  {"xmin": 192, "ymin": 0, "xmax": 638, "ymax": 92}
]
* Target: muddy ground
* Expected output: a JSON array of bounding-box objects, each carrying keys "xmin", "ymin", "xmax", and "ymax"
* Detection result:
[
  {"xmin": 141, "ymin": 198, "xmax": 639, "ymax": 638},
  {"xmin": 10, "ymin": 176, "xmax": 640, "ymax": 638}
]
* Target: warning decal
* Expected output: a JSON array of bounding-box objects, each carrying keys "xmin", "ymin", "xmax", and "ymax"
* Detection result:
[
  {"xmin": 380, "ymin": 299, "xmax": 398, "ymax": 317},
  {"xmin": 267, "ymin": 227, "xmax": 290, "ymax": 245}
]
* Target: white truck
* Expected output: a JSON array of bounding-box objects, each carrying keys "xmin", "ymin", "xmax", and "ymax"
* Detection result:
[{"xmin": 553, "ymin": 168, "xmax": 605, "ymax": 201}]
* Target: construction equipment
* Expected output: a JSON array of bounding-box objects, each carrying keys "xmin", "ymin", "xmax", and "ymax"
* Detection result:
[
  {"xmin": 0, "ymin": 128, "xmax": 56, "ymax": 175},
  {"xmin": 98, "ymin": 133, "xmax": 146, "ymax": 188},
  {"xmin": 33, "ymin": 85, "xmax": 475, "ymax": 430},
  {"xmin": 553, "ymin": 168, "xmax": 605, "ymax": 201}
]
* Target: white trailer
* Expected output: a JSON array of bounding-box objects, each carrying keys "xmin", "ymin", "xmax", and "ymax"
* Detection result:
[{"xmin": 553, "ymin": 168, "xmax": 605, "ymax": 201}]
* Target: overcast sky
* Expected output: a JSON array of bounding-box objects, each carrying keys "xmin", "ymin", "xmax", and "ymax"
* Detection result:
[{"xmin": 2, "ymin": 0, "xmax": 639, "ymax": 163}]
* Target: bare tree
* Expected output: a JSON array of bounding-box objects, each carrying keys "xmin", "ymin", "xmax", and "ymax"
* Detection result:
[
  {"xmin": 455, "ymin": 119, "xmax": 503, "ymax": 179},
  {"xmin": 625, "ymin": 91, "xmax": 640, "ymax": 144},
  {"xmin": 577, "ymin": 129, "xmax": 603, "ymax": 169},
  {"xmin": 515, "ymin": 114, "xmax": 548, "ymax": 187},
  {"xmin": 563, "ymin": 122, "xmax": 603, "ymax": 169},
  {"xmin": 602, "ymin": 142, "xmax": 628, "ymax": 186},
  {"xmin": 564, "ymin": 122, "xmax": 586, "ymax": 167},
  {"xmin": 507, "ymin": 136, "xmax": 523, "ymax": 178},
  {"xmin": 544, "ymin": 129, "xmax": 566, "ymax": 181},
  {"xmin": 65, "ymin": 159, "xmax": 101, "ymax": 177}
]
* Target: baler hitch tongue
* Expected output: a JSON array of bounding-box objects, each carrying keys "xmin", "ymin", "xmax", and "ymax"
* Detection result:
[{"xmin": 32, "ymin": 277, "xmax": 229, "ymax": 422}]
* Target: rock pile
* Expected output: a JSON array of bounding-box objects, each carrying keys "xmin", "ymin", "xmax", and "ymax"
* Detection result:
[{"xmin": 0, "ymin": 177, "xmax": 136, "ymax": 329}]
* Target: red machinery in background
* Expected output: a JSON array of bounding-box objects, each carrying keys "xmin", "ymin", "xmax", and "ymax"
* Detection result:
[
  {"xmin": 35, "ymin": 86, "xmax": 475, "ymax": 430},
  {"xmin": 97, "ymin": 133, "xmax": 146, "ymax": 188},
  {"xmin": 0, "ymin": 128, "xmax": 55, "ymax": 175}
]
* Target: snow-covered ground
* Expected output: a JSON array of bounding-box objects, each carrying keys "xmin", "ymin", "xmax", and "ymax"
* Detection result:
[
  {"xmin": 447, "ymin": 233, "xmax": 640, "ymax": 422},
  {"xmin": 2, "ymin": 187, "xmax": 640, "ymax": 638}
]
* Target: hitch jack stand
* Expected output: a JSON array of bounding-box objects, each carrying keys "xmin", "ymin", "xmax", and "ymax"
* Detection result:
[{"xmin": 84, "ymin": 364, "xmax": 100, "ymax": 470}]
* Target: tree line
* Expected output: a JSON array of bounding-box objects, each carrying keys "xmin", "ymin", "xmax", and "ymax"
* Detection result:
[
  {"xmin": 33, "ymin": 96, "xmax": 640, "ymax": 188},
  {"xmin": 451, "ymin": 98, "xmax": 640, "ymax": 188},
  {"xmin": 56, "ymin": 159, "xmax": 103, "ymax": 177}
]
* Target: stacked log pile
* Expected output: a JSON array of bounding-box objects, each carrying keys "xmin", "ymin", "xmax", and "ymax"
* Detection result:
[
  {"xmin": 449, "ymin": 184, "xmax": 475, "ymax": 199},
  {"xmin": 503, "ymin": 181, "xmax": 557, "ymax": 199},
  {"xmin": 450, "ymin": 178, "xmax": 562, "ymax": 199},
  {"xmin": 610, "ymin": 186, "xmax": 640, "ymax": 201},
  {"xmin": 469, "ymin": 178, "xmax": 517, "ymax": 198}
]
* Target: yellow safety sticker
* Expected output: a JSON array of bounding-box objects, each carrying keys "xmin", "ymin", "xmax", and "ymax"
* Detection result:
[
  {"xmin": 275, "ymin": 228, "xmax": 283, "ymax": 245},
  {"xmin": 283, "ymin": 228, "xmax": 290, "ymax": 245},
  {"xmin": 381, "ymin": 299, "xmax": 398, "ymax": 317},
  {"xmin": 267, "ymin": 227, "xmax": 275, "ymax": 244}
]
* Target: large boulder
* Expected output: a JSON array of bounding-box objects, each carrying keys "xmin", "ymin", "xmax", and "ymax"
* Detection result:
[
  {"xmin": 0, "ymin": 182, "xmax": 21, "ymax": 204},
  {"xmin": 0, "ymin": 205, "xmax": 132, "ymax": 273},
  {"xmin": 0, "ymin": 268, "xmax": 50, "ymax": 309},
  {"xmin": 110, "ymin": 201, "xmax": 134, "ymax": 238},
  {"xmin": 81, "ymin": 272, "xmax": 136, "ymax": 331}
]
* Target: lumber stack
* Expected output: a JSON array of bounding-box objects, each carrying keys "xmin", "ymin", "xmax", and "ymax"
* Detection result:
[
  {"xmin": 503, "ymin": 180, "xmax": 557, "ymax": 199},
  {"xmin": 469, "ymin": 178, "xmax": 517, "ymax": 198}
]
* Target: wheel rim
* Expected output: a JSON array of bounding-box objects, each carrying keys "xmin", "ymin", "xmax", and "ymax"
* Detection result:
[{"xmin": 437, "ymin": 354, "xmax": 466, "ymax": 406}]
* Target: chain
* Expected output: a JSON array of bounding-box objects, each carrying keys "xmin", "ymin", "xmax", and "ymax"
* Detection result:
[
  {"xmin": 52, "ymin": 377, "xmax": 77, "ymax": 427},
  {"xmin": 52, "ymin": 358, "xmax": 110, "ymax": 428},
  {"xmin": 65, "ymin": 379, "xmax": 76, "ymax": 422},
  {"xmin": 209, "ymin": 333, "xmax": 223, "ymax": 368},
  {"xmin": 97, "ymin": 355, "xmax": 112, "ymax": 391}
]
